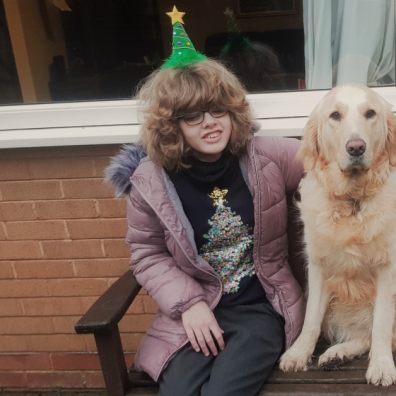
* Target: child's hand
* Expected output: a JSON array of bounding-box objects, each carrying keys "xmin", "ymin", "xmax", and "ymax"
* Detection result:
[{"xmin": 181, "ymin": 301, "xmax": 225, "ymax": 357}]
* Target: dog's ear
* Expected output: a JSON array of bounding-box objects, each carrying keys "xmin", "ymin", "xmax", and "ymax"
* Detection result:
[
  {"xmin": 386, "ymin": 112, "xmax": 396, "ymax": 166},
  {"xmin": 297, "ymin": 113, "xmax": 320, "ymax": 171}
]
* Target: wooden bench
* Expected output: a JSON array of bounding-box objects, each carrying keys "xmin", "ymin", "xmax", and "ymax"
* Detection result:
[{"xmin": 75, "ymin": 200, "xmax": 396, "ymax": 396}]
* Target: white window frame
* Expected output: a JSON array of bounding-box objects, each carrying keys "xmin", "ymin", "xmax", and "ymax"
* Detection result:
[{"xmin": 1, "ymin": 86, "xmax": 396, "ymax": 148}]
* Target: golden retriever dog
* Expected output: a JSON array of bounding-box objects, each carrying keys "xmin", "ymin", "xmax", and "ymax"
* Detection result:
[{"xmin": 279, "ymin": 84, "xmax": 396, "ymax": 386}]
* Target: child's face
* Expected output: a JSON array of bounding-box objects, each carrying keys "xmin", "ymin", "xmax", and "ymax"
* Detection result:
[{"xmin": 178, "ymin": 110, "xmax": 232, "ymax": 162}]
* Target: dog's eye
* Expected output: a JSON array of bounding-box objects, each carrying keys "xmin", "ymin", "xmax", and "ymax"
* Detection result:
[
  {"xmin": 365, "ymin": 109, "xmax": 376, "ymax": 119},
  {"xmin": 329, "ymin": 111, "xmax": 341, "ymax": 121}
]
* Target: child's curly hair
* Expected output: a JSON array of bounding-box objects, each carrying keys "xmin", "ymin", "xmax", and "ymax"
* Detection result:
[{"xmin": 137, "ymin": 59, "xmax": 253, "ymax": 170}]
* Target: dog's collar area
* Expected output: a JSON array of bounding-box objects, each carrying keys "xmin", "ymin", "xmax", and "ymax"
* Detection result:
[
  {"xmin": 331, "ymin": 194, "xmax": 362, "ymax": 216},
  {"xmin": 350, "ymin": 198, "xmax": 361, "ymax": 215}
]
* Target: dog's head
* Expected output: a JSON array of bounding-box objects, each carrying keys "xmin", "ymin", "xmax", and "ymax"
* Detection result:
[{"xmin": 298, "ymin": 84, "xmax": 396, "ymax": 174}]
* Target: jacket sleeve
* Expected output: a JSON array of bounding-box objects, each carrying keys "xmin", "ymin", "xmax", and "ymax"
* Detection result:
[
  {"xmin": 125, "ymin": 187, "xmax": 206, "ymax": 320},
  {"xmin": 271, "ymin": 137, "xmax": 304, "ymax": 194}
]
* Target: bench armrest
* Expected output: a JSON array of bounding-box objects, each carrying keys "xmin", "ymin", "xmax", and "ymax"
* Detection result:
[
  {"xmin": 75, "ymin": 270, "xmax": 141, "ymax": 334},
  {"xmin": 74, "ymin": 270, "xmax": 142, "ymax": 395}
]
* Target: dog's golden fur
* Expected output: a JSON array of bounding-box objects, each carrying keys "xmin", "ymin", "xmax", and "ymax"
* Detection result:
[{"xmin": 280, "ymin": 84, "xmax": 396, "ymax": 386}]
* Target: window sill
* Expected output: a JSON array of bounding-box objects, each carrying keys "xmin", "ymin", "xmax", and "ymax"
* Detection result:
[{"xmin": 1, "ymin": 87, "xmax": 395, "ymax": 149}]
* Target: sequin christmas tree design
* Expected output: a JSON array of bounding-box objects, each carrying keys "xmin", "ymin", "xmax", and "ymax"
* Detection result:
[{"xmin": 200, "ymin": 187, "xmax": 255, "ymax": 294}]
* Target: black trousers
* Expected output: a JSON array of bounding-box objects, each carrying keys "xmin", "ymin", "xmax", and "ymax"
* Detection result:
[{"xmin": 158, "ymin": 302, "xmax": 285, "ymax": 396}]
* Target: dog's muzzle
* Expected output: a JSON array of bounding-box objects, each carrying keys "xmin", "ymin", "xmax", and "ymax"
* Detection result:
[
  {"xmin": 344, "ymin": 138, "xmax": 367, "ymax": 171},
  {"xmin": 346, "ymin": 138, "xmax": 366, "ymax": 157}
]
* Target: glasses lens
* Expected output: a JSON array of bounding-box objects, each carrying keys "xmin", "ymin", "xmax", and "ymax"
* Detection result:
[
  {"xmin": 210, "ymin": 109, "xmax": 227, "ymax": 118},
  {"xmin": 175, "ymin": 109, "xmax": 227, "ymax": 125},
  {"xmin": 182, "ymin": 112, "xmax": 203, "ymax": 126}
]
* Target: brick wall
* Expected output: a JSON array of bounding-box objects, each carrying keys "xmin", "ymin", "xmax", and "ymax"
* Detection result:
[{"xmin": 0, "ymin": 145, "xmax": 157, "ymax": 389}]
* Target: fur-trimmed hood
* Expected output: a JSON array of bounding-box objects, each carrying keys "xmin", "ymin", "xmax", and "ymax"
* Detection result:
[
  {"xmin": 105, "ymin": 125, "xmax": 260, "ymax": 197},
  {"xmin": 105, "ymin": 143, "xmax": 147, "ymax": 197}
]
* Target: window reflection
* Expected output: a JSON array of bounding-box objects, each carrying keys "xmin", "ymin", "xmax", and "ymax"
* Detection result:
[
  {"xmin": 1, "ymin": 0, "xmax": 306, "ymax": 104},
  {"xmin": 0, "ymin": 1, "xmax": 21, "ymax": 104},
  {"xmin": 1, "ymin": 0, "xmax": 395, "ymax": 105}
]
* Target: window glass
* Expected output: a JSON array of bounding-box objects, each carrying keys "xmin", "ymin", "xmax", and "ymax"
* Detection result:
[{"xmin": 0, "ymin": 0, "xmax": 394, "ymax": 106}]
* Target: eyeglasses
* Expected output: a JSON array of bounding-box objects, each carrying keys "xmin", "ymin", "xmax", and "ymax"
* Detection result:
[{"xmin": 173, "ymin": 109, "xmax": 228, "ymax": 126}]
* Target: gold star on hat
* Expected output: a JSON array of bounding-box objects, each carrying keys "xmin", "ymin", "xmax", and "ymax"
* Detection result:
[
  {"xmin": 162, "ymin": 5, "xmax": 207, "ymax": 69},
  {"xmin": 166, "ymin": 5, "xmax": 185, "ymax": 25}
]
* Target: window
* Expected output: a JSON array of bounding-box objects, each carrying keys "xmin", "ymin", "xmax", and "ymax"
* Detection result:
[{"xmin": 1, "ymin": 0, "xmax": 396, "ymax": 148}]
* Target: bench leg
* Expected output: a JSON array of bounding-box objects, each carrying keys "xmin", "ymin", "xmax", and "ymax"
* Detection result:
[{"xmin": 94, "ymin": 326, "xmax": 129, "ymax": 396}]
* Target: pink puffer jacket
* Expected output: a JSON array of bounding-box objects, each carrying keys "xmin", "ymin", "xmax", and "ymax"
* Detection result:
[{"xmin": 109, "ymin": 135, "xmax": 305, "ymax": 381}]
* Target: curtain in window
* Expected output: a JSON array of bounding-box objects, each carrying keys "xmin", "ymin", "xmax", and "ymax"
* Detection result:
[{"xmin": 303, "ymin": 0, "xmax": 395, "ymax": 89}]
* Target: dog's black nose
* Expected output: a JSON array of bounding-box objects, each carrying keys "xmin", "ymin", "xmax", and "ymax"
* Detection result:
[{"xmin": 346, "ymin": 139, "xmax": 366, "ymax": 157}]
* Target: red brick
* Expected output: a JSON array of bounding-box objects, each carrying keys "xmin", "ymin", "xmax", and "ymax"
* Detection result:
[
  {"xmin": 0, "ymin": 353, "xmax": 52, "ymax": 370},
  {"xmin": 119, "ymin": 314, "xmax": 154, "ymax": 332},
  {"xmin": 142, "ymin": 295, "xmax": 159, "ymax": 314},
  {"xmin": 0, "ymin": 279, "xmax": 50, "ymax": 297},
  {"xmin": 106, "ymin": 277, "xmax": 118, "ymax": 287},
  {"xmin": 26, "ymin": 157, "xmax": 96, "ymax": 179},
  {"xmin": 52, "ymin": 352, "xmax": 135, "ymax": 372},
  {"xmin": 0, "ymin": 241, "xmax": 42, "ymax": 259},
  {"xmin": 14, "ymin": 260, "xmax": 74, "ymax": 279},
  {"xmin": 62, "ymin": 179, "xmax": 114, "ymax": 199},
  {"xmin": 41, "ymin": 240, "xmax": 104, "ymax": 259},
  {"xmin": 36, "ymin": 199, "xmax": 98, "ymax": 219},
  {"xmin": 52, "ymin": 316, "xmax": 81, "ymax": 334},
  {"xmin": 94, "ymin": 157, "xmax": 113, "ymax": 177},
  {"xmin": 0, "ymin": 145, "xmax": 118, "ymax": 160},
  {"xmin": 84, "ymin": 332, "xmax": 142, "ymax": 353},
  {"xmin": 46, "ymin": 278, "xmax": 109, "ymax": 297},
  {"xmin": 51, "ymin": 352, "xmax": 101, "ymax": 370},
  {"xmin": 97, "ymin": 198, "xmax": 126, "ymax": 218},
  {"xmin": 0, "ymin": 371, "xmax": 28, "ymax": 387},
  {"xmin": 67, "ymin": 218, "xmax": 127, "ymax": 239},
  {"xmin": 0, "ymin": 335, "xmax": 28, "ymax": 352},
  {"xmin": 0, "ymin": 317, "xmax": 54, "ymax": 335},
  {"xmin": 6, "ymin": 220, "xmax": 67, "ymax": 240},
  {"xmin": 0, "ymin": 299, "xmax": 23, "ymax": 316},
  {"xmin": 126, "ymin": 295, "xmax": 145, "ymax": 314},
  {"xmin": 22, "ymin": 296, "xmax": 97, "ymax": 316},
  {"xmin": 25, "ymin": 334, "xmax": 87, "ymax": 352},
  {"xmin": 0, "ymin": 159, "xmax": 29, "ymax": 180},
  {"xmin": 0, "ymin": 261, "xmax": 14, "ymax": 279},
  {"xmin": 0, "ymin": 201, "xmax": 36, "ymax": 221},
  {"xmin": 74, "ymin": 258, "xmax": 129, "ymax": 277},
  {"xmin": 25, "ymin": 370, "xmax": 104, "ymax": 388},
  {"xmin": 119, "ymin": 333, "xmax": 144, "ymax": 351},
  {"xmin": 102, "ymin": 239, "xmax": 130, "ymax": 258},
  {"xmin": 0, "ymin": 181, "xmax": 62, "ymax": 201},
  {"xmin": 83, "ymin": 335, "xmax": 99, "ymax": 352},
  {"xmin": 0, "ymin": 223, "xmax": 7, "ymax": 240}
]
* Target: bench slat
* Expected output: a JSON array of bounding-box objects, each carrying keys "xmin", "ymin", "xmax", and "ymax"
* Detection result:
[{"xmin": 126, "ymin": 383, "xmax": 396, "ymax": 396}]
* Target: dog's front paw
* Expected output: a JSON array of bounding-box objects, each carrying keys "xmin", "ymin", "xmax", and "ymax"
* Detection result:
[
  {"xmin": 279, "ymin": 347, "xmax": 312, "ymax": 372},
  {"xmin": 318, "ymin": 344, "xmax": 350, "ymax": 370},
  {"xmin": 366, "ymin": 357, "xmax": 396, "ymax": 387}
]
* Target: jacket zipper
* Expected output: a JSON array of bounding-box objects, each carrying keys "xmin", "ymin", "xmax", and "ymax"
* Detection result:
[
  {"xmin": 248, "ymin": 142, "xmax": 294, "ymax": 346},
  {"xmin": 131, "ymin": 180, "xmax": 223, "ymax": 379}
]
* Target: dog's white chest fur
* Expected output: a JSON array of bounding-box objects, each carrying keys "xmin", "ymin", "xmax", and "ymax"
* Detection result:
[
  {"xmin": 280, "ymin": 84, "xmax": 396, "ymax": 386},
  {"xmin": 298, "ymin": 172, "xmax": 396, "ymax": 306}
]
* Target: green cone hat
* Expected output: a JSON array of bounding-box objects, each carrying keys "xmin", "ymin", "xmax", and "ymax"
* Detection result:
[
  {"xmin": 220, "ymin": 7, "xmax": 253, "ymax": 57},
  {"xmin": 162, "ymin": 6, "xmax": 207, "ymax": 69}
]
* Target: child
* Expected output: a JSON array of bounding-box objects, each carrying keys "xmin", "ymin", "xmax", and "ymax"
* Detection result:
[{"xmin": 106, "ymin": 6, "xmax": 304, "ymax": 396}]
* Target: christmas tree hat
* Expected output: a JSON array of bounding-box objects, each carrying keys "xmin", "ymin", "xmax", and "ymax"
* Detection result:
[
  {"xmin": 162, "ymin": 5, "xmax": 207, "ymax": 69},
  {"xmin": 220, "ymin": 7, "xmax": 253, "ymax": 57}
]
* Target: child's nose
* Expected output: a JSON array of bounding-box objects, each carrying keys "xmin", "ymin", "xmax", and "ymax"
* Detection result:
[{"xmin": 202, "ymin": 112, "xmax": 216, "ymax": 127}]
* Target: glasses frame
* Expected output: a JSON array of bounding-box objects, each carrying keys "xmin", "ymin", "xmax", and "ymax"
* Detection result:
[{"xmin": 172, "ymin": 109, "xmax": 228, "ymax": 126}]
